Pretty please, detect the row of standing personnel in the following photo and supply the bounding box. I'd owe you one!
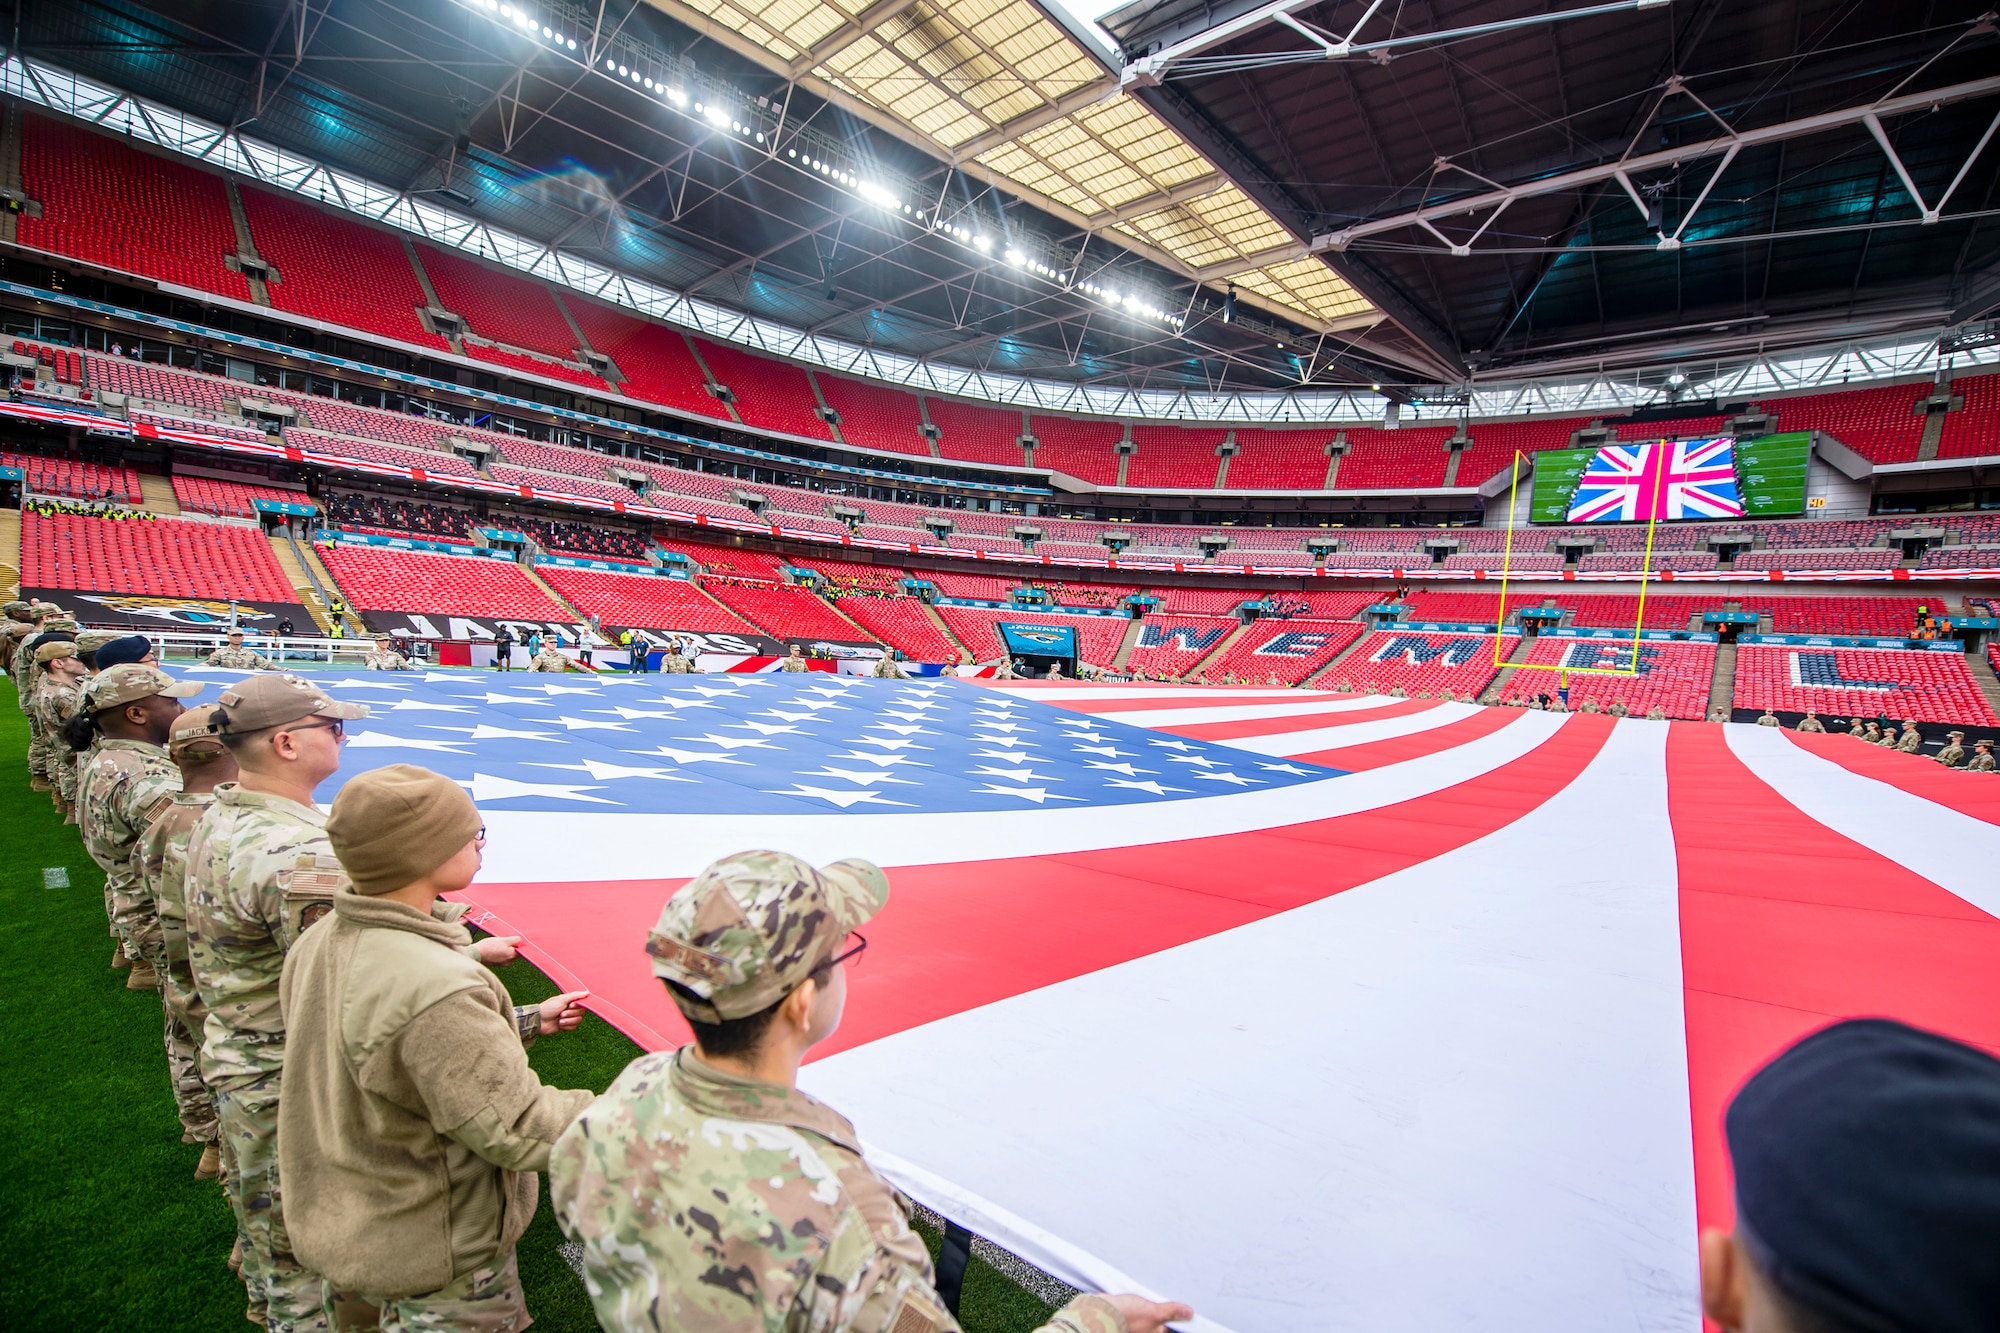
[2,599,1182,1333]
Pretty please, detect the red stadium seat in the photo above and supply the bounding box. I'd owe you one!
[1499,638,1716,718]
[1338,631,1504,696]
[1199,619,1366,685]
[533,565,757,634]
[315,545,569,620]
[23,512,294,602]
[1733,646,1997,725]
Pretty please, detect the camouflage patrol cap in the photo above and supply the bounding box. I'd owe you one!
[3,600,27,615]
[648,849,888,1022]
[1950,730,1966,739]
[168,704,228,758]
[214,673,369,733]
[85,663,203,712]
[75,629,122,652]
[41,616,79,632]
[33,639,78,663]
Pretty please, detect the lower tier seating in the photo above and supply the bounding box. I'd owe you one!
[1498,639,1716,718]
[1126,615,1238,677]
[22,512,294,602]
[1753,596,1929,636]
[1197,618,1365,685]
[654,539,788,581]
[1336,631,1504,697]
[1732,646,1998,724]
[1402,592,1506,624]
[934,606,1129,666]
[4,451,142,503]
[316,544,569,619]
[171,475,308,519]
[702,582,876,643]
[828,595,962,662]
[533,565,756,634]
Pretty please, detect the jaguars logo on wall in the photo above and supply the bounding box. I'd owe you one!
[68,595,281,627]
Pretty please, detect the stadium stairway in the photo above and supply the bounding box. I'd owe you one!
[0,505,20,601]
[1476,635,1536,703]
[1708,643,1738,718]
[1111,617,1145,670]
[1302,626,1376,687]
[920,601,971,662]
[1967,649,2000,720]
[266,531,339,633]
[138,473,182,516]
[521,563,589,625]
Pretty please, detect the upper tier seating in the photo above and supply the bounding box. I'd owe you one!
[240,189,447,350]
[532,565,755,634]
[1937,371,2000,460]
[1733,549,1900,571]
[316,544,569,620]
[1546,594,1727,630]
[1338,631,1503,697]
[23,512,293,601]
[1402,591,1506,624]
[485,436,614,481]
[934,605,1127,666]
[1577,552,1721,572]
[791,556,905,594]
[85,353,243,420]
[1732,646,1997,725]
[694,341,831,441]
[464,342,611,392]
[489,465,637,506]
[171,475,308,519]
[1126,425,1224,488]
[1126,614,1237,677]
[415,244,577,361]
[1444,552,1563,571]
[1336,428,1454,489]
[562,299,731,420]
[1228,428,1335,490]
[1751,596,1928,636]
[1199,618,1365,686]
[130,409,269,445]
[19,115,249,303]
[926,397,1024,467]
[1453,418,1590,489]
[1033,541,1113,563]
[1618,415,1728,440]
[1769,384,1926,463]
[1216,548,1317,569]
[1028,415,1122,485]
[703,582,873,643]
[1498,639,1716,718]
[1918,545,2000,569]
[290,430,482,478]
[819,376,931,456]
[11,339,86,388]
[654,539,787,581]
[827,594,961,662]
[5,451,141,503]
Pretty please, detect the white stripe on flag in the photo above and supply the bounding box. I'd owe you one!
[804,717,1697,1333]
[475,710,1567,881]
[991,686,1338,703]
[1218,700,1488,756]
[1102,695,1403,727]
[1724,726,2000,919]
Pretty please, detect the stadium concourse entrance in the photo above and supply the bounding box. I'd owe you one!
[997,620,1078,678]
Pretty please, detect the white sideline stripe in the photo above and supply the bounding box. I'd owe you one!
[1725,726,2000,920]
[805,719,1698,1333]
[1103,694,1403,727]
[990,686,1341,702]
[477,710,1566,881]
[1221,700,1488,756]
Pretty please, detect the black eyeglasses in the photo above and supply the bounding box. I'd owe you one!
[279,718,345,741]
[827,932,867,971]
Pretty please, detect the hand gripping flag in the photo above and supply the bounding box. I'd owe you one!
[1565,436,1745,523]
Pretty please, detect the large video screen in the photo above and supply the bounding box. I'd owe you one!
[1527,432,1810,524]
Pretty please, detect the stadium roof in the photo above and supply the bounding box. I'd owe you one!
[17,0,2000,403]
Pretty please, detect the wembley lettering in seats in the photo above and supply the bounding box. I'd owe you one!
[1137,622,1231,653]
[1254,629,1341,658]
[1559,642,1661,674]
[1789,650,1905,691]
[1369,634,1486,666]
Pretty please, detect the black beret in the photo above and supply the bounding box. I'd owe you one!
[93,635,153,669]
[1726,1019,2000,1333]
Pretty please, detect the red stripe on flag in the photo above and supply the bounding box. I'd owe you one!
[1162,697,1441,741]
[1292,703,1522,771]
[1781,730,2000,828]
[456,714,1614,1058]
[1664,722,2000,1254]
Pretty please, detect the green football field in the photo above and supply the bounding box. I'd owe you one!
[0,677,1054,1332]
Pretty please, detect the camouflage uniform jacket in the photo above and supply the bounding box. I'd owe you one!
[1896,729,1924,753]
[660,652,694,673]
[30,675,86,791]
[1796,717,1826,732]
[0,618,33,673]
[550,1048,1125,1333]
[1971,752,1997,772]
[361,649,416,670]
[871,657,906,678]
[529,648,571,672]
[1936,742,1967,767]
[203,645,275,670]
[77,739,183,901]
[138,792,215,978]
[185,783,346,1092]
[780,655,809,672]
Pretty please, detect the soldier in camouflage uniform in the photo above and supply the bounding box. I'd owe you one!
[76,665,203,993]
[204,628,276,670]
[659,638,696,673]
[30,640,89,820]
[872,650,908,679]
[1797,711,1826,733]
[0,599,35,672]
[550,849,1192,1333]
[1578,697,1602,714]
[528,643,572,672]
[1936,730,1967,767]
[1971,739,1997,772]
[360,635,417,670]
[1896,719,1924,754]
[781,644,810,672]
[186,674,372,1333]
[1756,708,1780,727]
[138,704,236,1179]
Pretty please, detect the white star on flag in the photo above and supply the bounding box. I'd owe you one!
[593,706,700,720]
[554,715,637,731]
[538,684,602,695]
[847,737,929,751]
[528,760,694,783]
[763,785,913,809]
[462,773,615,804]
[728,720,803,736]
[759,709,829,723]
[461,692,553,705]
[971,721,1027,733]
[869,722,935,736]
[1258,762,1315,776]
[1150,739,1197,752]
[826,751,927,767]
[969,765,1059,783]
[425,724,564,742]
[624,745,748,765]
[677,732,782,749]
[798,766,919,785]
[973,748,1037,764]
[974,784,1082,803]
[1103,778,1190,796]
[1075,744,1134,758]
[1061,730,1109,743]
[1167,754,1224,768]
[1084,761,1154,777]
[787,698,849,711]
[327,679,411,690]
[1192,771,1264,786]
[344,731,472,754]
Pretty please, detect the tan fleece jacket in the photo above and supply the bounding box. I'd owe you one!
[277,886,596,1297]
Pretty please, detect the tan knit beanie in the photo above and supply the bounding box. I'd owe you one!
[326,764,483,896]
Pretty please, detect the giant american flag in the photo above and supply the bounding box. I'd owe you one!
[1565,436,1746,522]
[184,665,2000,1333]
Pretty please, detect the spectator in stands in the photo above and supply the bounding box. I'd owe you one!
[1757,709,1780,727]
[1896,720,1924,754]
[1936,731,1967,767]
[1797,711,1826,732]
[277,617,296,637]
[548,850,1192,1333]
[493,625,515,671]
[203,630,274,671]
[1971,740,1997,772]
[280,765,594,1332]
[1699,1019,2000,1333]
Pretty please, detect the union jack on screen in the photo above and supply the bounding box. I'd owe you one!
[1565,436,1745,523]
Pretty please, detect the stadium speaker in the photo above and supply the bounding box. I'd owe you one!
[1223,285,1236,324]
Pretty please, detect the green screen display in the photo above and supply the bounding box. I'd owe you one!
[1526,433,1813,524]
